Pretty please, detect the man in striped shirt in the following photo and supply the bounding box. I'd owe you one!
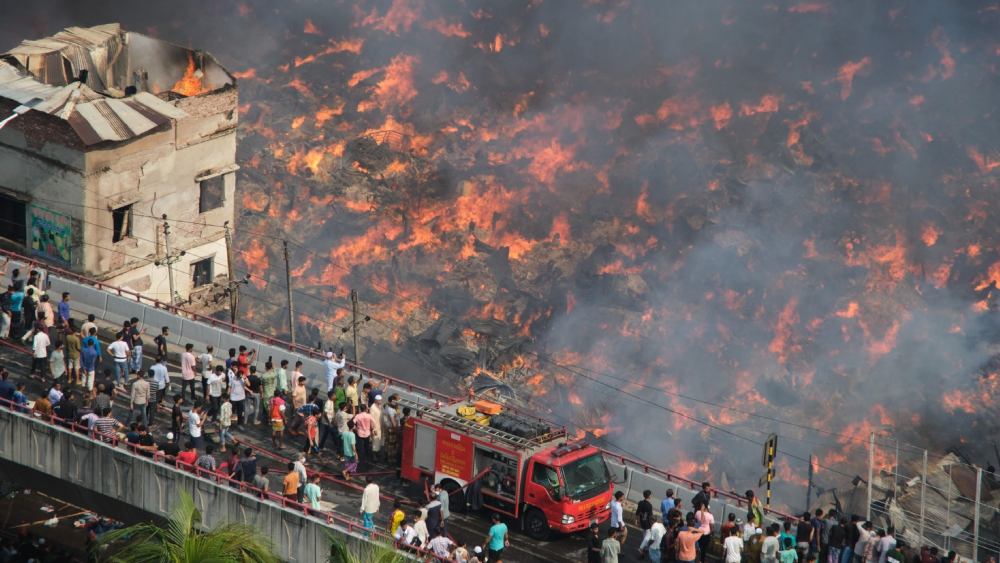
[93,408,123,443]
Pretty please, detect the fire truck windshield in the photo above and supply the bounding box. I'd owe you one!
[560,453,611,501]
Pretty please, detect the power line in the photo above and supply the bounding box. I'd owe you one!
[278,228,919,458]
[17,196,937,463]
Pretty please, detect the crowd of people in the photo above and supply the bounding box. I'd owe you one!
[601,482,968,563]
[0,270,504,562]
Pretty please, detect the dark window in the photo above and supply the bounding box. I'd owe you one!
[532,463,558,488]
[112,205,132,243]
[199,175,225,213]
[192,257,213,287]
[0,193,26,246]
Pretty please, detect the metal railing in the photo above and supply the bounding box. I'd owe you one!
[0,389,446,562]
[867,433,1000,562]
[0,247,454,404]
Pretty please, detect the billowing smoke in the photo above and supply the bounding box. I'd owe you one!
[5,1,1000,507]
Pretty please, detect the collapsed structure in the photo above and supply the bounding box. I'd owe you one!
[0,23,237,303]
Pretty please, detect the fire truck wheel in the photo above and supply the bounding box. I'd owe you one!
[441,479,466,513]
[523,507,550,540]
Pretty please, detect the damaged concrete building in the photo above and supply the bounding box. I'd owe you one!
[0,23,237,303]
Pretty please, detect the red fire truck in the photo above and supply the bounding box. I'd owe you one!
[400,397,613,539]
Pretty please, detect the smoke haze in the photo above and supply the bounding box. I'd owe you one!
[4,0,1000,507]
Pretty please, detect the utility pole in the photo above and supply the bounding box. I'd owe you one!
[224,221,238,324]
[974,466,983,561]
[919,449,927,547]
[341,289,370,368]
[351,289,360,365]
[283,239,295,345]
[867,432,875,521]
[806,453,814,512]
[155,214,185,306]
[761,433,777,510]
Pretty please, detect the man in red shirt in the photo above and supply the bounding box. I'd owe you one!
[176,442,199,470]
[352,404,374,470]
[236,346,256,377]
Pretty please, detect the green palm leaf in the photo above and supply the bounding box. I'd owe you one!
[95,490,278,563]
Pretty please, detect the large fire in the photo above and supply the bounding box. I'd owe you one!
[14,0,1000,507]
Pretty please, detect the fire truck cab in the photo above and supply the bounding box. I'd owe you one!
[400,398,613,539]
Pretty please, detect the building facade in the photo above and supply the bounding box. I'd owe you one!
[0,23,237,304]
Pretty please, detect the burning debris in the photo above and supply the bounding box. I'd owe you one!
[10,1,1000,509]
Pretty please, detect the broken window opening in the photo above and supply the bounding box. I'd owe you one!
[192,256,213,287]
[112,204,133,243]
[199,175,225,213]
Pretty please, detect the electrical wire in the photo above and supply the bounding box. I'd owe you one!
[10,198,953,468]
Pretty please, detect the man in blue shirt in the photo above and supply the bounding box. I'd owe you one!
[9,285,23,338]
[661,488,676,522]
[12,383,28,413]
[81,339,99,391]
[482,512,508,562]
[82,327,102,358]
[58,292,71,328]
[0,369,14,403]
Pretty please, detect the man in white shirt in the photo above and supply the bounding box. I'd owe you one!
[360,476,380,530]
[30,329,50,378]
[207,366,225,420]
[323,351,346,392]
[150,358,170,402]
[877,527,896,563]
[188,404,204,449]
[107,334,130,387]
[762,524,781,563]
[609,490,626,542]
[640,514,667,562]
[723,526,744,563]
[228,368,247,425]
[199,346,214,401]
[855,521,873,562]
[80,315,97,342]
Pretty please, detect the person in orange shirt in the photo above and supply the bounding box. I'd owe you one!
[677,514,706,563]
[282,462,300,502]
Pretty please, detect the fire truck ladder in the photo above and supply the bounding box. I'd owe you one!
[400,398,549,450]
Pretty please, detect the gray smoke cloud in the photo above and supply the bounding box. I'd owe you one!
[4,0,999,508]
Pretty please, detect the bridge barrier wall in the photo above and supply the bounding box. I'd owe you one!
[0,406,418,562]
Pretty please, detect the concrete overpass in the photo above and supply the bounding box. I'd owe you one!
[0,402,399,562]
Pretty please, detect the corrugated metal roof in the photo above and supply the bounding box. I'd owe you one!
[0,23,214,147]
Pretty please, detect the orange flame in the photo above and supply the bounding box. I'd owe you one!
[834,57,871,100]
[921,223,940,247]
[710,102,733,130]
[241,239,269,289]
[171,52,209,97]
[355,54,419,113]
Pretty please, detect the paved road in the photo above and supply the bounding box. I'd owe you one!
[0,327,657,562]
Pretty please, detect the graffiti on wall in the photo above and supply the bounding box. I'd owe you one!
[29,205,72,266]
